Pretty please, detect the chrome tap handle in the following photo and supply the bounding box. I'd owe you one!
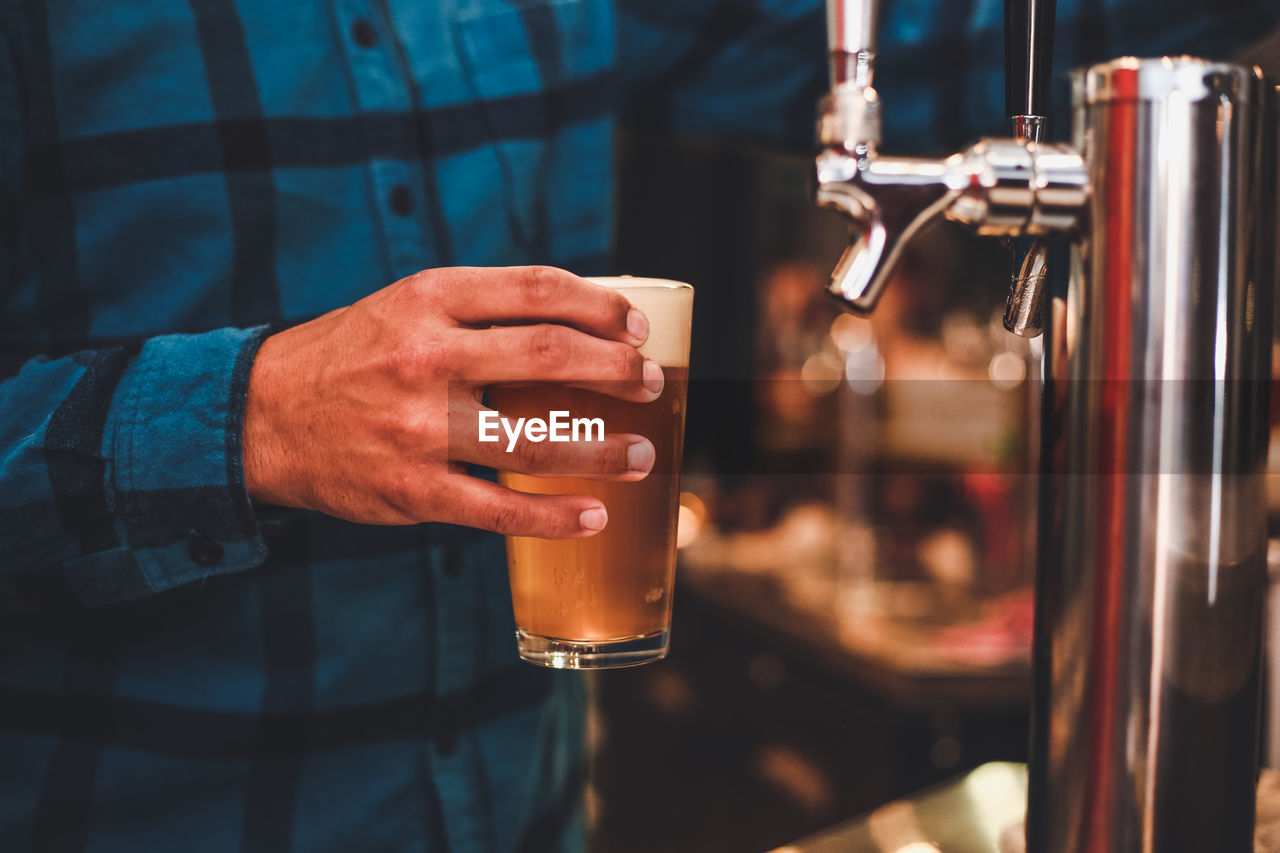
[827,0,876,88]
[1005,0,1056,125]
[824,0,881,149]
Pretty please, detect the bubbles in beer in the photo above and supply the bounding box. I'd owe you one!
[497,277,693,643]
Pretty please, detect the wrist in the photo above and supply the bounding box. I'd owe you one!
[242,329,295,507]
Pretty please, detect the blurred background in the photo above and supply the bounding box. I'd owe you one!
[577,30,1280,853]
[585,133,1046,852]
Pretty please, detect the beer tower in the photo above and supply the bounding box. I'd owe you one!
[816,0,1277,849]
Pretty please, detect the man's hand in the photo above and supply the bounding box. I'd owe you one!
[242,266,663,538]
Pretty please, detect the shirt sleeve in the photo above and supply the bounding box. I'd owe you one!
[619,0,1280,155]
[0,10,280,612]
[0,328,275,612]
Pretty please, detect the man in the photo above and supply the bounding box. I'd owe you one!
[2,1,1277,851]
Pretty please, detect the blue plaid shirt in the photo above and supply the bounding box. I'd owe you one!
[0,1,1275,851]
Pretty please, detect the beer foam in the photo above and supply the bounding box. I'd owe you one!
[587,276,693,367]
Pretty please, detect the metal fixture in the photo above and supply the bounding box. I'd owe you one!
[1002,0,1056,337]
[817,1,1277,850]
[815,0,1087,314]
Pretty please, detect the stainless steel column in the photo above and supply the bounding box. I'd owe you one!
[1030,58,1277,852]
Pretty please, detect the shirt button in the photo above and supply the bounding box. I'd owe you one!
[188,536,224,566]
[388,184,414,217]
[351,19,378,48]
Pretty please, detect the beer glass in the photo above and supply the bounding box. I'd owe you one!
[490,277,693,669]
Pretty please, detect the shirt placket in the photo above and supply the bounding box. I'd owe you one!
[332,0,436,280]
[331,2,488,849]
[428,534,494,853]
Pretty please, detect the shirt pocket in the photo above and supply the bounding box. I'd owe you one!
[452,0,590,97]
[450,0,614,260]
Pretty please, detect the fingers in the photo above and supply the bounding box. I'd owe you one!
[453,324,663,401]
[452,402,656,480]
[434,474,610,539]
[422,266,647,346]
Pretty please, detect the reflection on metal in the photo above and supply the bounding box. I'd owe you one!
[1031,59,1275,852]
[817,2,1277,850]
[1011,115,1045,142]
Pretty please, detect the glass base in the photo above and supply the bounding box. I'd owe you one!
[516,628,669,669]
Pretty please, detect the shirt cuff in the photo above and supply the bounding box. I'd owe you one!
[109,325,274,593]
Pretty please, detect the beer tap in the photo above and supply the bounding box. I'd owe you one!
[1002,0,1057,337]
[815,0,1087,315]
[816,1,1279,850]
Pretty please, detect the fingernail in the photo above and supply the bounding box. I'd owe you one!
[579,506,608,532]
[627,309,649,344]
[642,361,664,395]
[627,439,655,474]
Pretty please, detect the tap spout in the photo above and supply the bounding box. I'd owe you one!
[1005,236,1051,335]
[815,149,951,312]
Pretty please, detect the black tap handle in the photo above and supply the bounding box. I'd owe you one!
[1005,0,1057,119]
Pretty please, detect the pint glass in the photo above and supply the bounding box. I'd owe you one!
[491,277,693,668]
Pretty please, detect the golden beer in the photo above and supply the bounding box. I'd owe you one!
[492,278,693,668]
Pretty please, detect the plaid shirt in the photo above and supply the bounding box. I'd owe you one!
[0,1,1275,851]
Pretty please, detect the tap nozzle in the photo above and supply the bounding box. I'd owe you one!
[1005,237,1051,336]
